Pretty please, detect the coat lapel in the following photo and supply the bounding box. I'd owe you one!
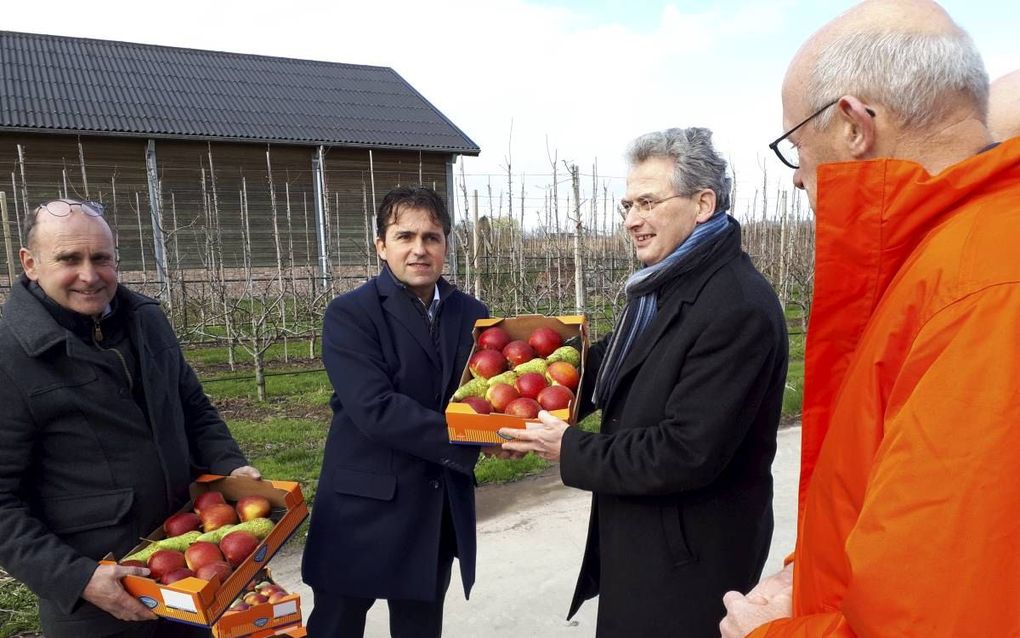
[377,269,441,370]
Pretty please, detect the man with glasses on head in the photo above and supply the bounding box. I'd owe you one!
[0,199,259,638]
[721,2,1020,637]
[500,128,788,636]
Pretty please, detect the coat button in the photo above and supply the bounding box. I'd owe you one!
[429,480,440,489]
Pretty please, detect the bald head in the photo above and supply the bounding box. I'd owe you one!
[784,0,988,132]
[989,70,1020,140]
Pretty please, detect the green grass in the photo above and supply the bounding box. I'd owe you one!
[204,369,332,405]
[0,570,39,638]
[184,338,321,368]
[226,418,327,504]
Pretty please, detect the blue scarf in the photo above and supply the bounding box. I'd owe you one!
[593,212,733,407]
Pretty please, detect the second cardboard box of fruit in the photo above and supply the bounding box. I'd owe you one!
[446,314,588,445]
[100,475,308,627]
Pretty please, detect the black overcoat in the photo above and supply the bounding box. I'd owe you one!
[0,279,248,638]
[301,271,487,601]
[561,222,789,637]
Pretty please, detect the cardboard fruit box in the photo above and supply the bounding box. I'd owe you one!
[243,623,307,638]
[212,569,302,638]
[446,314,588,445]
[101,475,308,627]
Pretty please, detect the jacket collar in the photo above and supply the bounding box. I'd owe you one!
[799,137,1020,503]
[3,275,159,358]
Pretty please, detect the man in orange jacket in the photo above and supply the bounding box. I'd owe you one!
[721,1,1020,636]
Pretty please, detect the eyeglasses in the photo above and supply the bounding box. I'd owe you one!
[37,199,106,218]
[617,193,685,220]
[768,98,840,170]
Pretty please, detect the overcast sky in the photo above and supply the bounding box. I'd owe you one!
[4,0,1016,222]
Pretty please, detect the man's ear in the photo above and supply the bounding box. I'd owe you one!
[19,247,38,281]
[374,236,387,261]
[694,189,717,223]
[836,96,878,160]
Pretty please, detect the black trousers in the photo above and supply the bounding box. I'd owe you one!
[307,500,457,638]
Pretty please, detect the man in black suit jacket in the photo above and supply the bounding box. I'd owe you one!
[502,128,789,637]
[0,199,259,638]
[302,186,489,637]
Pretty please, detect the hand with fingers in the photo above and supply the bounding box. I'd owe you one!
[81,563,159,622]
[498,410,569,462]
[229,465,262,480]
[719,582,793,638]
[480,445,527,460]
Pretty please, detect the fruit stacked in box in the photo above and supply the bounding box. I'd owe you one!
[446,315,588,444]
[101,476,308,626]
[212,568,302,638]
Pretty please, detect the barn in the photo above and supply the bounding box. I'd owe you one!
[0,30,480,298]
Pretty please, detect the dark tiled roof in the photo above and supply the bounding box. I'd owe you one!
[0,31,479,154]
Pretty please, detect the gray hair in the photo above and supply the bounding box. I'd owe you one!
[809,29,988,130]
[626,127,732,214]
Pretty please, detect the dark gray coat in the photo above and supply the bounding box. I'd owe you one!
[561,222,789,637]
[0,279,247,637]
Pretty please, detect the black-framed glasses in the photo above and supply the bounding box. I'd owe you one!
[617,193,685,220]
[37,199,106,218]
[768,98,840,170]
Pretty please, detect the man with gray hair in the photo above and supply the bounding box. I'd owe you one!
[501,127,788,636]
[721,1,1020,636]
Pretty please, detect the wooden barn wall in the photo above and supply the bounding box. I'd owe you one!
[0,132,452,280]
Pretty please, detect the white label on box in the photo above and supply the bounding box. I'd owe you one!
[160,589,198,613]
[273,600,298,618]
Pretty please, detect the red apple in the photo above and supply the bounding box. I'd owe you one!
[229,600,250,611]
[163,512,201,537]
[459,396,492,414]
[267,590,289,603]
[504,397,541,419]
[485,383,520,413]
[515,372,548,400]
[235,495,271,522]
[243,591,269,606]
[477,326,511,352]
[537,384,574,411]
[200,503,239,532]
[193,491,226,515]
[528,327,563,357]
[161,567,196,585]
[545,361,580,391]
[220,530,260,567]
[195,560,233,583]
[185,541,224,572]
[502,340,536,368]
[468,349,507,379]
[147,549,186,581]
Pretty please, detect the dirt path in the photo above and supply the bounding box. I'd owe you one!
[272,426,801,636]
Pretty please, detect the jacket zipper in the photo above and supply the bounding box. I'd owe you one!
[92,319,133,393]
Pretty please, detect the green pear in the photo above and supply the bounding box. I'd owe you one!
[514,358,548,375]
[546,346,581,367]
[452,377,488,401]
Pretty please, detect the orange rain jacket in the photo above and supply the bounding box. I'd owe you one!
[752,137,1020,637]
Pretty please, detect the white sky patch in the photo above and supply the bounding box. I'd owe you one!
[1,0,1016,225]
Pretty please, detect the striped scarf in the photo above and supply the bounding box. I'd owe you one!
[593,212,733,407]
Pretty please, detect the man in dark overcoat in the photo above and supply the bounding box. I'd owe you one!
[301,186,489,637]
[0,199,259,638]
[502,128,789,637]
